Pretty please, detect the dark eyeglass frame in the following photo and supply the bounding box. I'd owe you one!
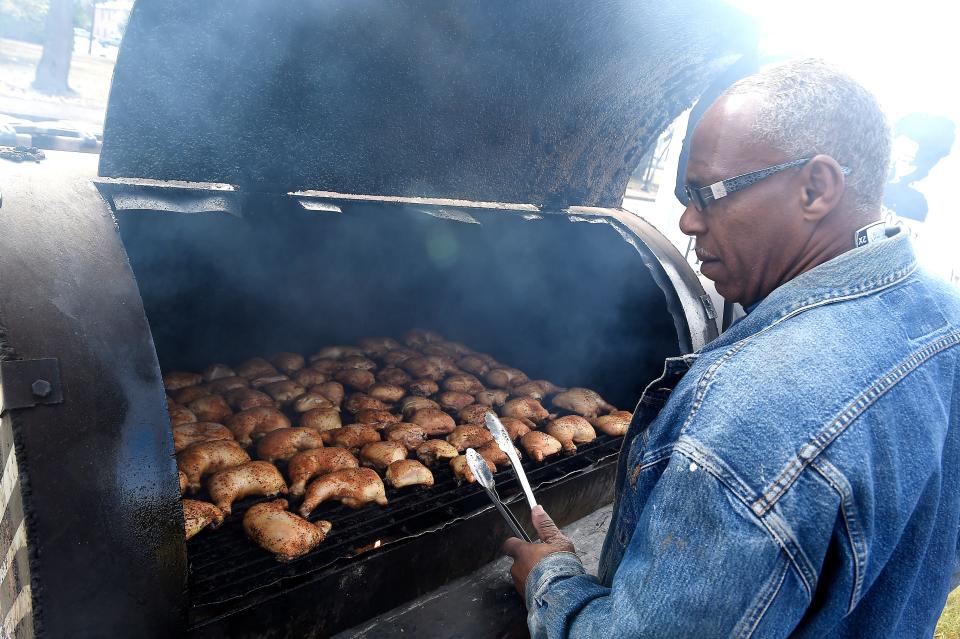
[682,157,851,211]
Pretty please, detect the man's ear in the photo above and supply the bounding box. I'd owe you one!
[800,154,847,221]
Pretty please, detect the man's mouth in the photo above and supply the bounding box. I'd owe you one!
[695,247,719,263]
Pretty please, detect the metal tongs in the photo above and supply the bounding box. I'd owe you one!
[465,448,532,542]
[484,411,538,510]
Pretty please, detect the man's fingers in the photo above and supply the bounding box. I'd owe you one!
[501,536,525,557]
[531,504,561,541]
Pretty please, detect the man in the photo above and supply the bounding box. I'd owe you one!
[503,59,960,638]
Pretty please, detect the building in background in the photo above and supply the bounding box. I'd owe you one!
[93,0,132,43]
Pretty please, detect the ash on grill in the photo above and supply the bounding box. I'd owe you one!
[166,329,630,562]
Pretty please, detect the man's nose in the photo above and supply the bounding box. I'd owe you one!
[679,202,706,237]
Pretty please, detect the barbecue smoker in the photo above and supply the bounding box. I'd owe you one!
[0,0,752,636]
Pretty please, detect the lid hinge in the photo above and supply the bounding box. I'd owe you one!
[699,294,717,321]
[0,358,64,415]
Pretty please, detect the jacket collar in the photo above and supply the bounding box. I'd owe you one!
[700,229,918,354]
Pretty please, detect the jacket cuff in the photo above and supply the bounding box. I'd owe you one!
[524,551,586,610]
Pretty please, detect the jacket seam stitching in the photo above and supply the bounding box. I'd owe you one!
[810,457,867,612]
[755,330,960,515]
[673,444,814,596]
[735,555,790,639]
[681,267,916,440]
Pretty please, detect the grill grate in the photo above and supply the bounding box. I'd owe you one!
[187,434,622,611]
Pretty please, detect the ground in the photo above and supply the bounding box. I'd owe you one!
[938,588,960,639]
[0,37,112,128]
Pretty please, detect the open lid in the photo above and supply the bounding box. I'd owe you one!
[99,0,754,207]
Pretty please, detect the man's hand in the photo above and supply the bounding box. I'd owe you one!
[502,505,576,595]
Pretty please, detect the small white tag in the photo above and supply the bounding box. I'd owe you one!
[854,221,887,248]
[709,181,728,199]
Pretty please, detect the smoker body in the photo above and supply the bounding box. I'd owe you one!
[0,0,753,636]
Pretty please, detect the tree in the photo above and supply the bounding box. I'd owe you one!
[32,0,74,94]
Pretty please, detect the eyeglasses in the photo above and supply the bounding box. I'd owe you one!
[682,157,851,211]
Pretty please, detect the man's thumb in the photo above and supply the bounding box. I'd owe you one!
[532,505,560,542]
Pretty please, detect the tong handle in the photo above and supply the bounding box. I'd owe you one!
[488,487,532,542]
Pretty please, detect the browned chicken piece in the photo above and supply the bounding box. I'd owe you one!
[335,369,376,392]
[443,373,485,394]
[163,371,203,391]
[310,345,363,361]
[263,380,306,405]
[446,424,494,451]
[359,441,408,471]
[477,440,519,468]
[408,408,456,436]
[501,397,550,423]
[428,354,460,373]
[249,374,290,389]
[169,406,198,427]
[591,410,632,436]
[436,391,476,412]
[401,357,445,380]
[485,367,529,389]
[359,337,403,355]
[511,380,565,401]
[293,368,328,387]
[166,395,178,411]
[179,470,188,494]
[299,468,388,515]
[310,381,345,406]
[207,375,248,394]
[403,329,444,348]
[308,358,342,374]
[498,416,533,441]
[177,440,251,492]
[520,431,563,462]
[421,344,457,358]
[450,454,495,484]
[173,385,211,405]
[235,357,279,380]
[438,340,473,356]
[244,499,332,562]
[293,392,337,413]
[368,383,406,404]
[415,439,459,466]
[551,388,616,418]
[353,409,400,426]
[376,366,413,386]
[385,460,434,489]
[299,408,342,432]
[474,389,509,407]
[224,388,275,412]
[208,461,288,515]
[173,422,234,452]
[226,407,291,446]
[320,425,381,451]
[203,363,235,382]
[256,427,326,462]
[187,394,233,423]
[459,404,492,424]
[287,447,359,496]
[457,355,491,376]
[380,349,419,367]
[344,393,389,414]
[183,499,224,540]
[400,396,440,418]
[408,378,439,397]
[339,355,378,371]
[270,352,305,374]
[545,416,597,453]
[383,423,427,451]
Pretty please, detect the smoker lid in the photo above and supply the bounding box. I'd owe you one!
[99,0,753,208]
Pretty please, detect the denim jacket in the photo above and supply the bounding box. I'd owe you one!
[525,231,960,638]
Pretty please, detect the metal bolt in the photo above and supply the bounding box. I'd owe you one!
[31,379,52,398]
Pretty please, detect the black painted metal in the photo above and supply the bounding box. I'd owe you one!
[0,359,63,413]
[0,152,188,637]
[100,0,753,207]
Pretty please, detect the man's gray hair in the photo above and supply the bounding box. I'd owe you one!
[723,59,891,214]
